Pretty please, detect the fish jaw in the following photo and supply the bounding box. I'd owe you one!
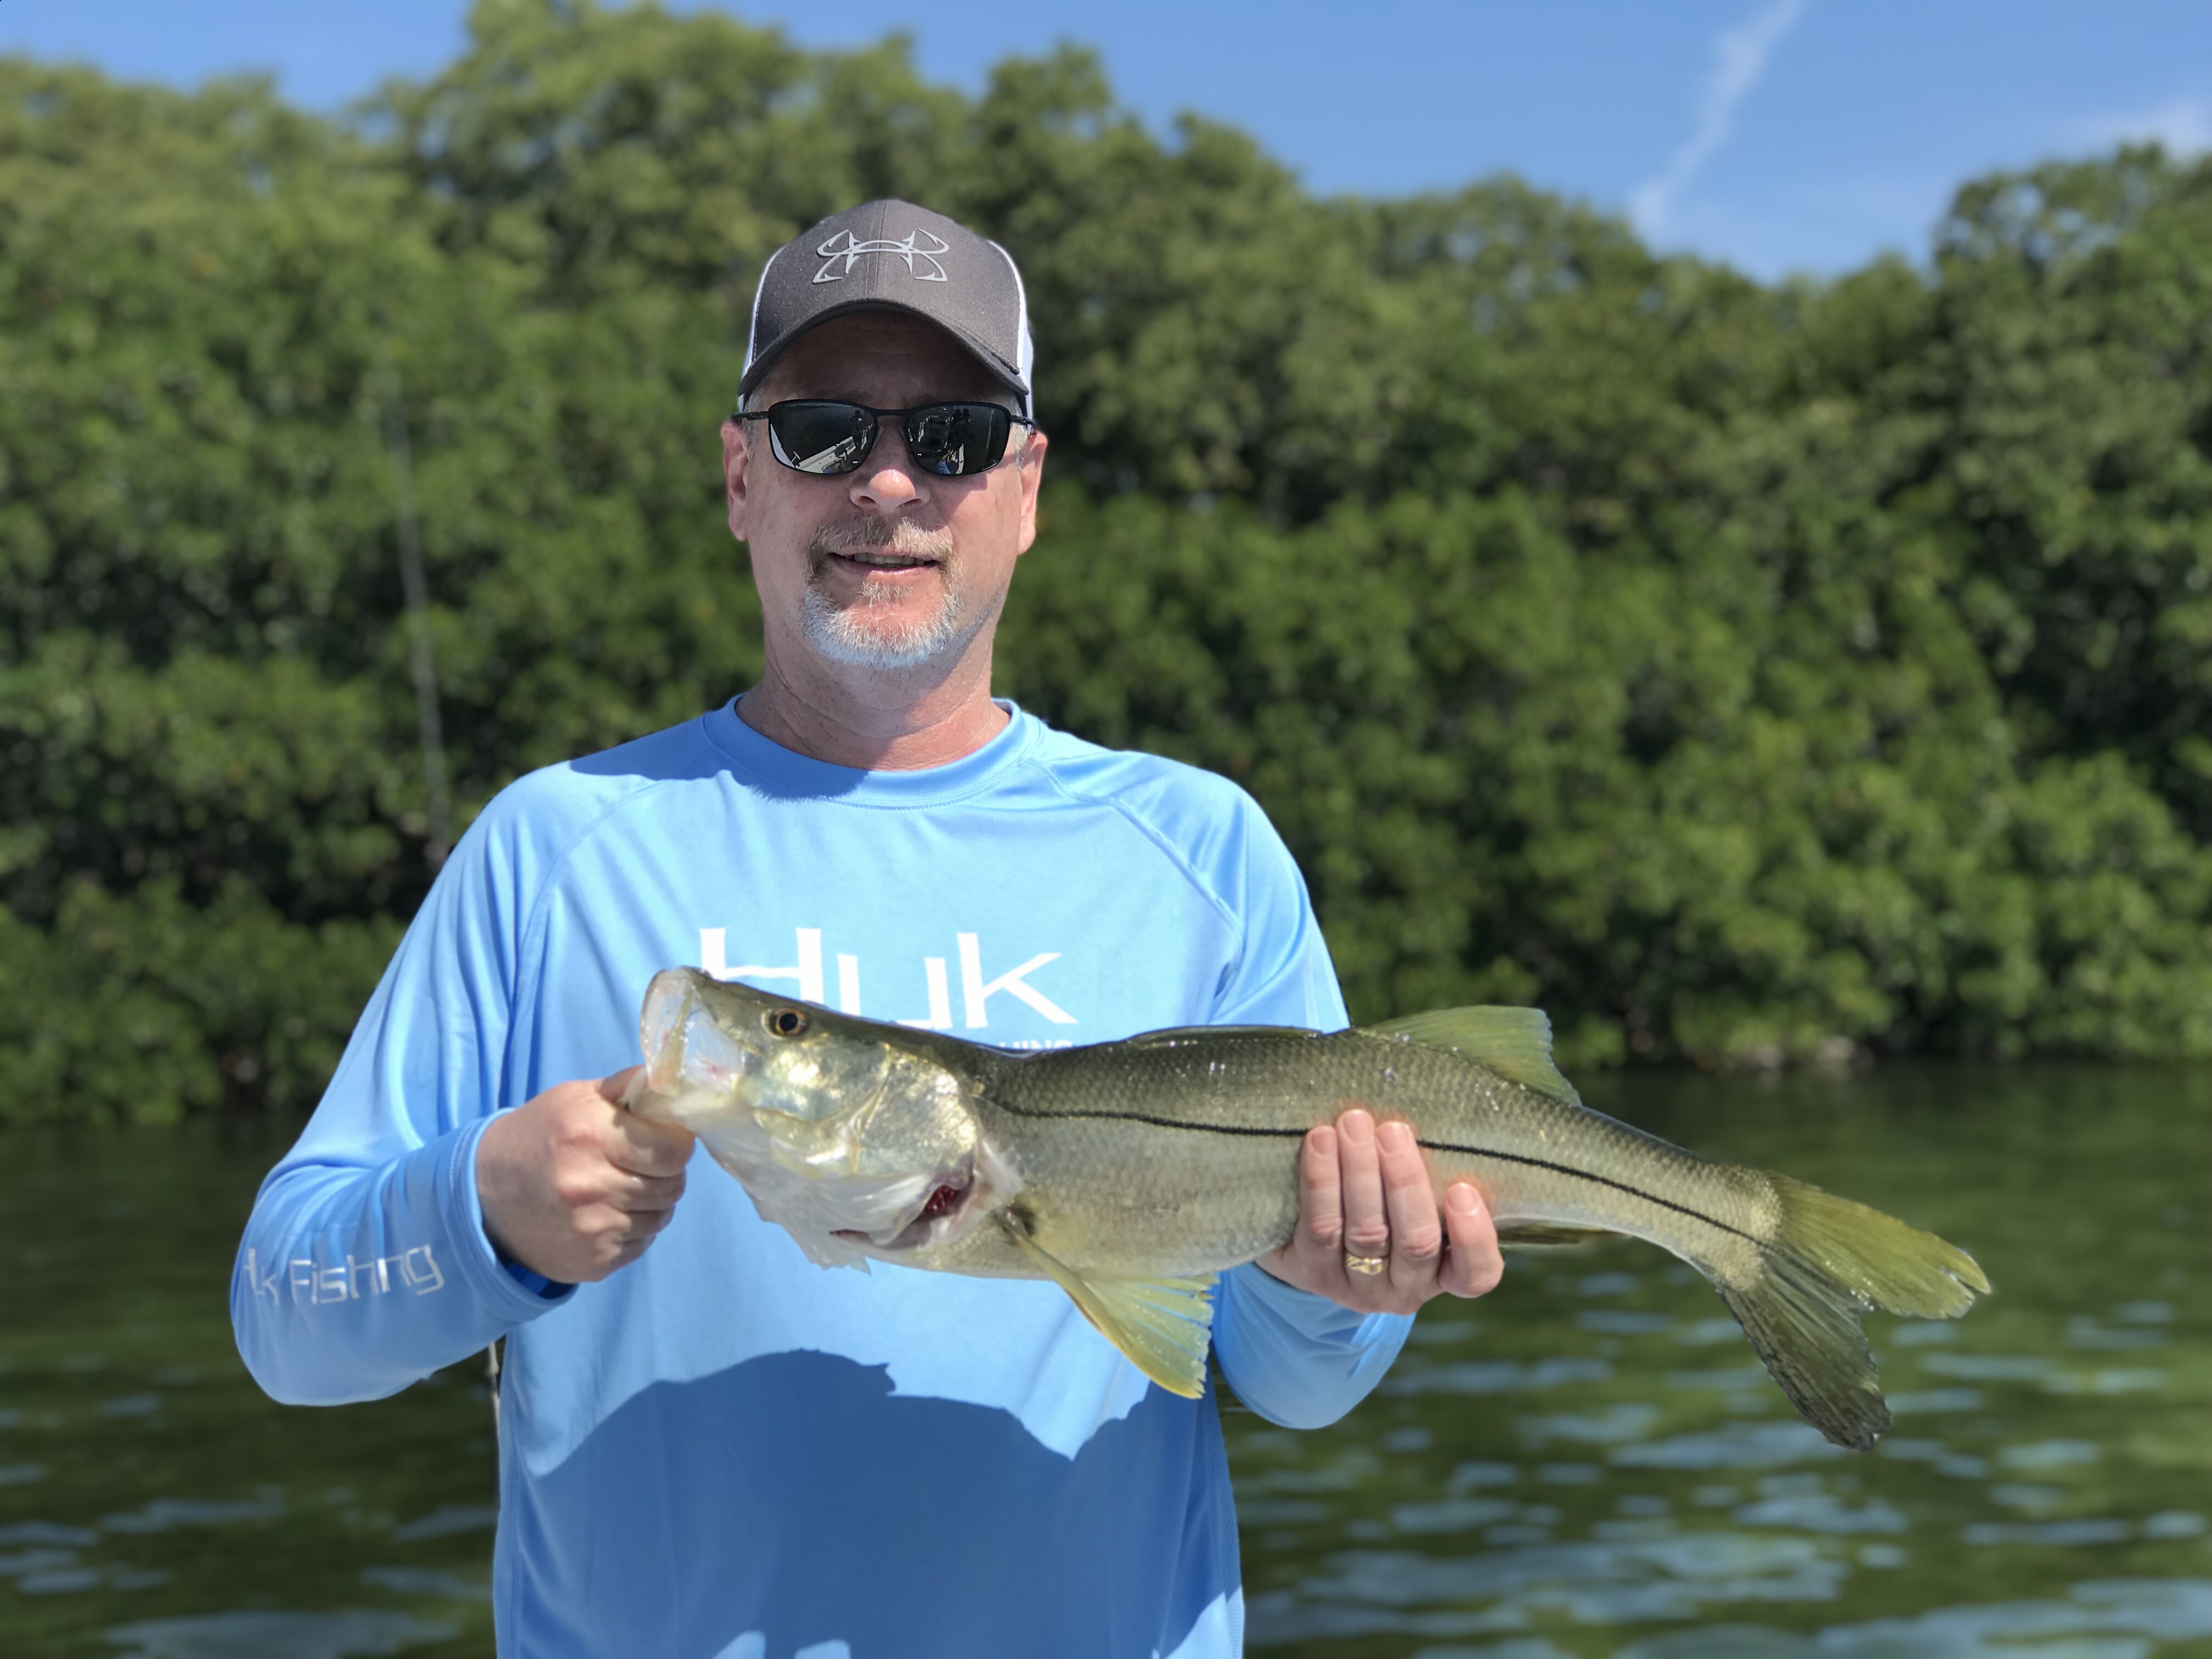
[637,967,900,1126]
[636,967,764,1109]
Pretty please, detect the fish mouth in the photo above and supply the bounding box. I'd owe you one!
[637,969,761,1100]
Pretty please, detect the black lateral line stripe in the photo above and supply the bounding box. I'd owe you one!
[1423,1139,1758,1244]
[997,1103,1760,1245]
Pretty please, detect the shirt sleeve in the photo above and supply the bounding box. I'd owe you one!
[1199,791,1415,1427]
[230,798,575,1406]
[1212,1263,1413,1429]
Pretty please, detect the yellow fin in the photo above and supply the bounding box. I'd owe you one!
[1000,1218,1217,1398]
[1719,1177,1989,1451]
[1365,1007,1582,1106]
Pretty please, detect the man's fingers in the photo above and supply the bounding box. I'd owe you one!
[607,1099,696,1177]
[1439,1182,1505,1299]
[618,1199,680,1240]
[1336,1109,1390,1262]
[1378,1119,1443,1291]
[618,1169,687,1213]
[1295,1125,1343,1252]
[477,1068,699,1284]
[596,1064,695,1177]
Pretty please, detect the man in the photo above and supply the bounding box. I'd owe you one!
[235,201,1502,1658]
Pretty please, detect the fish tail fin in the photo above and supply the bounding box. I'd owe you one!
[1720,1176,1990,1451]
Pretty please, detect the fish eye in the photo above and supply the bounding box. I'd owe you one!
[763,1007,809,1040]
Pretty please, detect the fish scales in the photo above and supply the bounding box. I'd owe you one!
[962,1030,1776,1284]
[629,968,1989,1449]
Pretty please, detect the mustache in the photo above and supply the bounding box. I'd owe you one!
[809,516,956,562]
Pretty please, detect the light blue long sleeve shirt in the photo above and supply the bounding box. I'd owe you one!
[233,702,1410,1659]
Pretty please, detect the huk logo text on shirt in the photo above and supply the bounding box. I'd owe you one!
[698,927,1076,1037]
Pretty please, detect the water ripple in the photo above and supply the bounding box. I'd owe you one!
[103,1610,458,1659]
[1616,1576,2212,1658]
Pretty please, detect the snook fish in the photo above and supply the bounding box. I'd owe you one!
[627,968,1988,1450]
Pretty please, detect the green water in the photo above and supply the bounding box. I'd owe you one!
[1,1065,2206,1658]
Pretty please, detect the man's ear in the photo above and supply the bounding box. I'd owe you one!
[1013,427,1048,556]
[721,417,753,541]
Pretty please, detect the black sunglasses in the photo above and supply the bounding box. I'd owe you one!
[736,399,1033,479]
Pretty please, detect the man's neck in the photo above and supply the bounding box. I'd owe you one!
[735,648,1010,771]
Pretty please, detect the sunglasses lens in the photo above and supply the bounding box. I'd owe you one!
[906,404,1012,477]
[758,402,1018,477]
[766,403,877,475]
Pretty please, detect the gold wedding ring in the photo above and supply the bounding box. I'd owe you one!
[1343,1250,1389,1277]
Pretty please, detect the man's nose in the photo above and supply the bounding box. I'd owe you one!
[848,417,930,512]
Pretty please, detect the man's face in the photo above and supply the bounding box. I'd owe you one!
[721,312,1047,676]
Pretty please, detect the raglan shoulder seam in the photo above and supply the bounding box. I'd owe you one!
[497,726,724,1041]
[506,775,689,996]
[1018,752,1245,933]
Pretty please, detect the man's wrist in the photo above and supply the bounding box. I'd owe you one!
[491,1235,571,1299]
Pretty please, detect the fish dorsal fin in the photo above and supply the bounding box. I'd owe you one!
[1122,1024,1311,1049]
[999,1217,1217,1398]
[1364,1007,1583,1107]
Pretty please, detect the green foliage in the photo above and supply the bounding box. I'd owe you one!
[1000,484,2212,1066]
[377,0,964,301]
[0,876,400,1124]
[1928,150,2212,841]
[4,1,2211,1121]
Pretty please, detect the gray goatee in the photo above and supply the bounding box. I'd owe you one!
[802,516,971,670]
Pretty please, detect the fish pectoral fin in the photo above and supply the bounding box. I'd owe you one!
[1000,1220,1217,1400]
[1363,1007,1582,1107]
[1494,1221,1614,1251]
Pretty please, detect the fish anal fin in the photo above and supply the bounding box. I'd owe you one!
[1494,1221,1613,1252]
[1000,1217,1216,1398]
[1364,1007,1582,1106]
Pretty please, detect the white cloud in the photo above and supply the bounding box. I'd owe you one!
[1630,0,1811,240]
[2069,96,2212,157]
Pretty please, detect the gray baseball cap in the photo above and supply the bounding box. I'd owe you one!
[739,200,1035,418]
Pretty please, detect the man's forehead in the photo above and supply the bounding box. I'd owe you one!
[761,312,1011,403]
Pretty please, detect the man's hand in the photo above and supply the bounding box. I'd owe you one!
[476,1067,696,1284]
[1256,1107,1504,1314]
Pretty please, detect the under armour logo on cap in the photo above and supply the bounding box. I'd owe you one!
[813,227,952,284]
[741,200,1034,419]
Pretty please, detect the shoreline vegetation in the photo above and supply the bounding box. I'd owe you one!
[3,1,2210,1126]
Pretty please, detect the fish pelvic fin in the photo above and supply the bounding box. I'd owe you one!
[1364,1007,1582,1107]
[1723,1177,1991,1452]
[1493,1221,1613,1252]
[998,1217,1217,1400]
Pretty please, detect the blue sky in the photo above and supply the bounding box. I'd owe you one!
[2,1,2206,280]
